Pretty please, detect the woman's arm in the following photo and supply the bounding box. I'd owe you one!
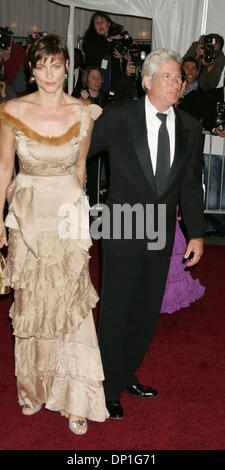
[0,121,16,247]
[76,119,94,187]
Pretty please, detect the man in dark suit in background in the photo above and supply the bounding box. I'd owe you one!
[88,48,205,419]
[178,56,209,121]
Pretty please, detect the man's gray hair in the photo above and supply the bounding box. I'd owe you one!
[141,48,182,92]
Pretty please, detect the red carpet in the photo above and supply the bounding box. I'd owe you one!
[0,243,225,451]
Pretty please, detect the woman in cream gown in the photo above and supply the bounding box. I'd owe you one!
[0,34,108,435]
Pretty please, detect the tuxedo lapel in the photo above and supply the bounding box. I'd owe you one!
[127,97,157,192]
[127,100,189,196]
[165,108,189,192]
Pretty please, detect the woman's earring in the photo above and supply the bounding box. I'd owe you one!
[29,75,36,83]
[65,73,68,80]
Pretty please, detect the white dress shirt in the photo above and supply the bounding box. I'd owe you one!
[145,95,176,174]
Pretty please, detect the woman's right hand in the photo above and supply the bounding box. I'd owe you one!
[126,61,136,76]
[0,220,7,248]
[80,89,90,100]
[106,34,122,42]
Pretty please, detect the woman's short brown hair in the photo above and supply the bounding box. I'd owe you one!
[28,33,69,71]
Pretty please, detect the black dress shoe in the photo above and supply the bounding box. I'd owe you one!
[126,382,158,398]
[106,400,124,419]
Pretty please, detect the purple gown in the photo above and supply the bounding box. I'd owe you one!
[160,219,205,314]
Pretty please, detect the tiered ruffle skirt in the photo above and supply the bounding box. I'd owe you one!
[3,174,108,421]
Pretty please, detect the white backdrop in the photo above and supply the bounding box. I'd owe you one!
[1,0,225,53]
[0,0,69,39]
[0,0,206,53]
[1,0,225,92]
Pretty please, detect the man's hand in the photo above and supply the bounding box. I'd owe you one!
[126,61,136,77]
[0,81,6,98]
[184,238,204,267]
[213,126,225,137]
[113,47,123,60]
[202,58,215,71]
[196,43,204,59]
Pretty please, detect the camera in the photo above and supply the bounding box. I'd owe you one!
[0,27,13,50]
[199,34,217,63]
[128,48,147,73]
[112,30,133,56]
[215,101,225,131]
[26,31,48,44]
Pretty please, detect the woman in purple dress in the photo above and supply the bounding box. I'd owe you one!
[160,216,205,314]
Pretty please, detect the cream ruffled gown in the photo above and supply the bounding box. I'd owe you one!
[0,101,109,422]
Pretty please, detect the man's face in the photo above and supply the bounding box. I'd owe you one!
[0,47,11,62]
[182,61,198,86]
[144,60,182,112]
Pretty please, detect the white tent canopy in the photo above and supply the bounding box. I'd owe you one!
[52,0,207,51]
[0,0,224,93]
[52,0,208,93]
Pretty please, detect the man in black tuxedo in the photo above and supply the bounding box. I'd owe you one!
[88,48,205,419]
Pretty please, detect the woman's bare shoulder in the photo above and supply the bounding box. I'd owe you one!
[64,94,83,106]
[64,94,88,119]
[2,98,18,117]
[2,93,37,116]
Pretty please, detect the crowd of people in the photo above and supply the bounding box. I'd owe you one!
[0,17,224,234]
[0,11,224,436]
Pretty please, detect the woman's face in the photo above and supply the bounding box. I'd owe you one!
[87,69,103,94]
[32,54,68,93]
[93,16,110,37]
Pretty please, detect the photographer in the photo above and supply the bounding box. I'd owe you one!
[202,78,225,236]
[184,33,225,90]
[82,11,132,100]
[119,48,148,101]
[177,56,209,120]
[0,27,27,95]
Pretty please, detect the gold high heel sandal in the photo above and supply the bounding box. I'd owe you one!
[22,404,42,416]
[69,416,88,435]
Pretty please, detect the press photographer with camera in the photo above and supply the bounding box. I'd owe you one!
[183,33,225,90]
[0,26,27,95]
[118,48,148,101]
[82,11,132,101]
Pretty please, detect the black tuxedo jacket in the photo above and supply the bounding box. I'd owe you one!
[89,96,205,256]
[178,87,209,121]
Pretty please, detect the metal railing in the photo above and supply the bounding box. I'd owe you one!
[202,131,225,215]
